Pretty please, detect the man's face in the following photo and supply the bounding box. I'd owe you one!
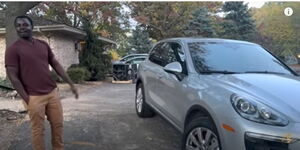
[15,18,33,38]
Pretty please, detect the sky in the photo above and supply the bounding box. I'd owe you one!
[245,1,266,8]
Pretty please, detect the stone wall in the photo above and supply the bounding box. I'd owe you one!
[51,33,80,70]
[35,32,80,70]
[0,32,80,78]
[0,35,5,78]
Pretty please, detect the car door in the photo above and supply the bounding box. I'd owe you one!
[142,43,165,106]
[155,41,189,127]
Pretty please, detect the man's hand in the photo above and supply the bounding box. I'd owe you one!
[6,67,30,104]
[50,57,79,99]
[71,85,79,99]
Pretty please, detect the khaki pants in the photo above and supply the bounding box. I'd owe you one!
[28,88,63,150]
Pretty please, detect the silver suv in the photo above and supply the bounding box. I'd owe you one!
[135,38,300,150]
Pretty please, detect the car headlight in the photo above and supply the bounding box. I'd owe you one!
[231,94,289,126]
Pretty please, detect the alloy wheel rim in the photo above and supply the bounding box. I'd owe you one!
[136,88,143,113]
[186,127,220,150]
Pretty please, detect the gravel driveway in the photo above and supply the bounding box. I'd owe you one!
[8,82,181,150]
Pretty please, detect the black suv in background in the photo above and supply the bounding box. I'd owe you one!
[112,54,148,81]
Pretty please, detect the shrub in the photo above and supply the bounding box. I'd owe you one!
[67,67,91,84]
[69,64,81,69]
[83,68,92,81]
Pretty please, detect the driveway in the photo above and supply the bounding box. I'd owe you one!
[8,82,181,150]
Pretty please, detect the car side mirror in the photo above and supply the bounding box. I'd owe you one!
[164,62,184,81]
[164,62,182,73]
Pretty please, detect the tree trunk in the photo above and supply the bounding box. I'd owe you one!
[5,2,39,48]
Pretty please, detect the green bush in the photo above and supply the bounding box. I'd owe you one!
[69,64,81,69]
[83,67,92,81]
[67,67,91,84]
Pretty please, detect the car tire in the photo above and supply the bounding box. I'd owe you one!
[182,115,221,150]
[135,83,155,118]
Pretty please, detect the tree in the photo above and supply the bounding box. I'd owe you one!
[2,2,39,47]
[30,2,130,80]
[219,2,256,41]
[35,2,73,26]
[115,33,130,57]
[80,18,112,81]
[127,25,153,54]
[219,20,240,39]
[252,2,300,58]
[184,7,216,37]
[128,2,222,40]
[31,2,129,39]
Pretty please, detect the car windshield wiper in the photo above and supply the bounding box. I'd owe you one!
[199,70,241,74]
[244,71,287,75]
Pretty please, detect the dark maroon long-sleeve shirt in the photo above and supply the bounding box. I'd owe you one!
[5,38,57,95]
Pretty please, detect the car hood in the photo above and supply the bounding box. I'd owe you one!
[209,73,300,122]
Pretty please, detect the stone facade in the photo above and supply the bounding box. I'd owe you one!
[0,35,5,78]
[0,32,80,78]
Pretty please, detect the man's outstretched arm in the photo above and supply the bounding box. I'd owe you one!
[50,58,79,99]
[6,66,29,104]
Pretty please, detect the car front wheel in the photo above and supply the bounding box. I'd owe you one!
[182,116,221,150]
[135,83,155,117]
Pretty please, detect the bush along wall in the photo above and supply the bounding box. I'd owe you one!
[67,66,91,84]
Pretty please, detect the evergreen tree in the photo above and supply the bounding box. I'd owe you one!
[127,25,153,54]
[220,2,256,41]
[80,19,112,81]
[219,20,241,39]
[115,34,130,57]
[185,7,216,37]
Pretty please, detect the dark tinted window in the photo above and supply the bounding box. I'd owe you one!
[170,42,188,74]
[149,42,182,67]
[162,43,177,65]
[188,42,293,75]
[149,43,165,66]
[170,42,185,63]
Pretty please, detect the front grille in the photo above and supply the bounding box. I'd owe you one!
[112,64,131,81]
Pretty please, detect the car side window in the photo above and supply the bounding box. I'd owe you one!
[149,42,185,68]
[149,43,173,66]
[161,43,177,66]
[149,43,163,66]
[169,42,188,74]
[169,42,185,63]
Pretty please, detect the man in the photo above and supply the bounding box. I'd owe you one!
[5,15,78,150]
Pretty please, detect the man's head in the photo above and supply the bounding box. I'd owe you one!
[14,16,33,39]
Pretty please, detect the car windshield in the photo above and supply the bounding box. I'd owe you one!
[120,56,135,61]
[188,41,293,75]
[120,54,147,61]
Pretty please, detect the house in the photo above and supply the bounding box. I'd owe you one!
[0,15,116,78]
